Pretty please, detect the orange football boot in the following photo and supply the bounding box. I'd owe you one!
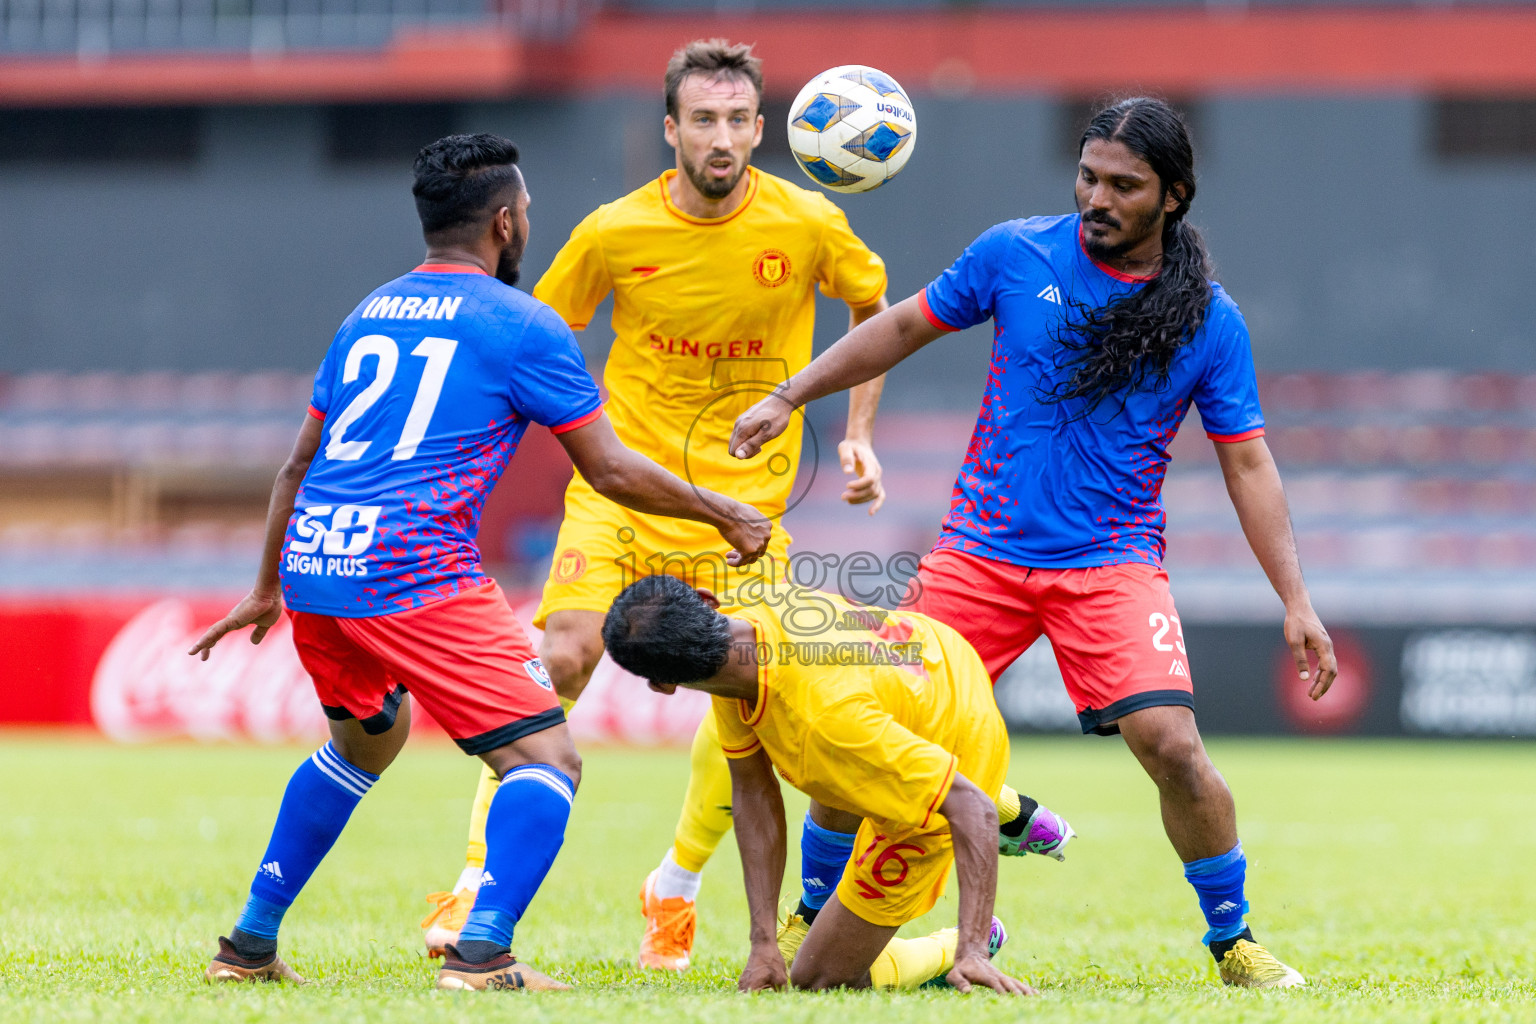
[421,888,475,959]
[637,869,696,971]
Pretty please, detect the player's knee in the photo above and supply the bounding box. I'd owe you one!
[1143,731,1209,796]
[540,635,603,701]
[481,735,582,791]
[520,740,582,790]
[808,800,863,834]
[789,957,852,991]
[548,748,583,790]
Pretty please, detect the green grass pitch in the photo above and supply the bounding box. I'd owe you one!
[1,732,1533,1022]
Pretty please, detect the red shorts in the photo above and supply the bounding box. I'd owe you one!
[288,581,562,754]
[905,548,1193,735]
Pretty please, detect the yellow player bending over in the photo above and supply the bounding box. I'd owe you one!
[602,574,1036,995]
[420,39,892,964]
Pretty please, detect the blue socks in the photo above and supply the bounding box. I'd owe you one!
[1184,841,1251,945]
[231,743,377,950]
[797,812,857,917]
[457,764,574,956]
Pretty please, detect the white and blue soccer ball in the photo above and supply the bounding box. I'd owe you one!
[787,65,917,194]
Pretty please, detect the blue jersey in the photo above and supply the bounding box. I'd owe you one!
[282,264,603,617]
[919,214,1264,569]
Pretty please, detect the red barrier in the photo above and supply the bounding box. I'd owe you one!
[0,592,708,745]
[0,597,170,726]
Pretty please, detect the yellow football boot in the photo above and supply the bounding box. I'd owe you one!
[776,908,810,969]
[1217,938,1307,989]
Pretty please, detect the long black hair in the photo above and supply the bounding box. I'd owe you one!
[1043,98,1214,415]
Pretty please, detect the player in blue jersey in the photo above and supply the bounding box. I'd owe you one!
[188,133,771,991]
[730,99,1335,988]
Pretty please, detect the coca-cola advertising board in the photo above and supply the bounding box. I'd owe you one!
[3,594,1532,740]
[0,592,708,745]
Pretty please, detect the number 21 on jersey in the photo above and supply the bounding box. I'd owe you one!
[325,334,457,462]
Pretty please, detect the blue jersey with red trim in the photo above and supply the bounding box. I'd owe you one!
[919,214,1264,569]
[282,265,603,617]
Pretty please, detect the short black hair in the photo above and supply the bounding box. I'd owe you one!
[603,575,733,686]
[411,132,522,239]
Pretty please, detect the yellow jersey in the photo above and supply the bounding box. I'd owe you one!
[713,585,1009,834]
[532,167,887,517]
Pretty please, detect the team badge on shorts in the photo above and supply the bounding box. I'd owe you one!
[523,658,554,691]
[552,547,586,583]
[753,249,792,288]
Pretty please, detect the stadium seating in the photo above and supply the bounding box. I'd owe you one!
[790,371,1536,622]
[3,370,1533,618]
[0,372,310,591]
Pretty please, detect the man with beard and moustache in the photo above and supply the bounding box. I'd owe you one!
[415,41,1074,972]
[730,98,1335,988]
[189,133,771,991]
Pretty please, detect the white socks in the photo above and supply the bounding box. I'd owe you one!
[455,864,484,895]
[652,849,702,902]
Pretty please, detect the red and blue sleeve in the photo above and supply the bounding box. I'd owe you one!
[919,223,1010,333]
[1191,301,1265,443]
[307,344,337,420]
[508,306,604,433]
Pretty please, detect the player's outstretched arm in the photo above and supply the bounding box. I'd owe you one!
[728,749,790,992]
[1214,436,1338,700]
[939,775,1036,996]
[840,294,891,515]
[556,412,771,566]
[188,412,323,660]
[731,293,944,461]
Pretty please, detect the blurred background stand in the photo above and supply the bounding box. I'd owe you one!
[1,0,1533,740]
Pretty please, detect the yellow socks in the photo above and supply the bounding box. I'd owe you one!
[462,761,499,872]
[996,784,1022,826]
[670,712,734,873]
[869,929,958,989]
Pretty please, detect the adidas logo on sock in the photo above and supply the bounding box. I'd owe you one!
[803,876,826,889]
[1212,900,1239,914]
[260,861,284,881]
[480,871,496,887]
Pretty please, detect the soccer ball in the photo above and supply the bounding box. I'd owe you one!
[787,65,917,194]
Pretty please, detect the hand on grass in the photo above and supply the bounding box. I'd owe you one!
[945,952,1036,995]
[737,943,788,992]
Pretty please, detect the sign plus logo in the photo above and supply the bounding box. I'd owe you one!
[289,505,382,557]
[285,505,383,579]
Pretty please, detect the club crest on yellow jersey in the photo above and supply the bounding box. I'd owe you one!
[552,547,587,583]
[753,249,793,288]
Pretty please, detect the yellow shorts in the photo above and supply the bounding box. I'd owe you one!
[839,823,957,928]
[533,475,794,629]
[835,640,1010,929]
